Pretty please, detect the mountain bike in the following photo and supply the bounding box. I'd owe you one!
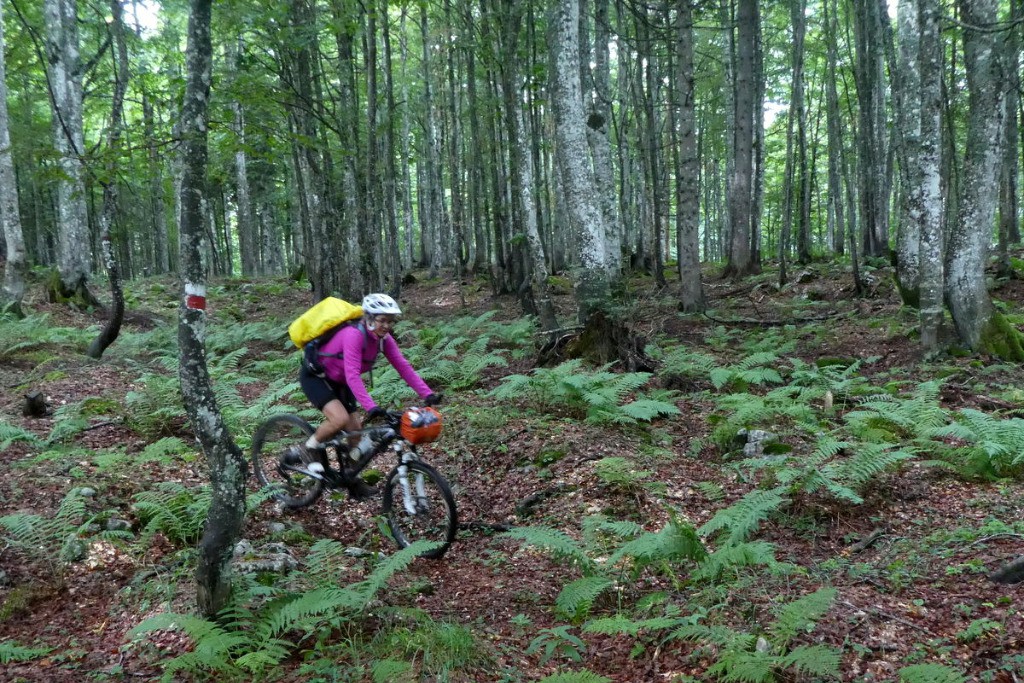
[250,407,457,559]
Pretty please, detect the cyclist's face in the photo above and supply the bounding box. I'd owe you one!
[369,315,397,336]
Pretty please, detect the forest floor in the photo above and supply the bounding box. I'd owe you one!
[1,260,1023,683]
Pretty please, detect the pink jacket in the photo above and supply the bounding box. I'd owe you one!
[319,324,432,411]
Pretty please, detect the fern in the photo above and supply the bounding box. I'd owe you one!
[0,312,95,359]
[0,488,94,577]
[698,488,789,545]
[137,437,193,465]
[490,360,671,425]
[691,541,784,583]
[898,663,966,683]
[593,457,651,493]
[419,335,508,390]
[709,352,785,391]
[929,408,1024,478]
[844,381,949,442]
[0,419,41,450]
[556,576,615,622]
[502,527,594,570]
[670,589,839,682]
[537,671,612,683]
[768,587,836,646]
[0,640,53,664]
[133,482,212,546]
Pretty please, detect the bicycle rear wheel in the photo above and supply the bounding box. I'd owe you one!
[251,414,324,509]
[382,461,457,559]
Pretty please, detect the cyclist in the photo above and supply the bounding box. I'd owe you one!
[286,293,441,498]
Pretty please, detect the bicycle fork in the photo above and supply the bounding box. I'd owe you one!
[396,457,427,515]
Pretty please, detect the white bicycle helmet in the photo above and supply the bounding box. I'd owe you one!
[362,293,402,316]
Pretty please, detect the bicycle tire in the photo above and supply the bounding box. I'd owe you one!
[382,460,458,559]
[251,414,325,509]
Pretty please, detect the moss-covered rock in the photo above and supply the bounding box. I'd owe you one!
[978,311,1024,361]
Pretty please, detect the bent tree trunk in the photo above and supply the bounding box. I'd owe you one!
[177,0,248,618]
[88,0,129,360]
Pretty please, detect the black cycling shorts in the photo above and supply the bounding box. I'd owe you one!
[299,365,358,413]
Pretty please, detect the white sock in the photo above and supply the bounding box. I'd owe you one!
[305,436,322,450]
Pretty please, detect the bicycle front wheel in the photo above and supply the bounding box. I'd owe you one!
[251,414,324,509]
[382,461,458,559]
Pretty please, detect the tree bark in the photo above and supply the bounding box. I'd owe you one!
[0,0,26,313]
[551,0,609,322]
[947,0,1023,359]
[918,0,944,350]
[43,0,96,303]
[675,1,704,312]
[894,0,922,305]
[88,0,130,359]
[176,0,248,618]
[724,0,758,278]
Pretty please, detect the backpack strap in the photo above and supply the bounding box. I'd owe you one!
[314,321,385,389]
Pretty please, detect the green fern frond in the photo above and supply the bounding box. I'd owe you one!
[827,444,914,492]
[583,614,694,636]
[138,437,191,464]
[264,586,365,637]
[769,587,836,645]
[695,481,726,502]
[0,640,53,664]
[705,649,774,682]
[778,645,841,679]
[898,663,966,683]
[691,541,782,582]
[133,482,211,546]
[357,541,441,599]
[607,520,707,569]
[304,539,349,583]
[670,623,756,651]
[503,527,594,570]
[620,398,680,422]
[698,488,788,545]
[0,420,41,450]
[556,576,615,621]
[537,671,612,683]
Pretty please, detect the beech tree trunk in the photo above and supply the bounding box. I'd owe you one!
[894,0,922,305]
[918,0,944,350]
[947,0,1023,359]
[0,0,26,312]
[551,0,609,322]
[675,1,704,312]
[176,0,248,618]
[724,0,758,277]
[44,0,95,302]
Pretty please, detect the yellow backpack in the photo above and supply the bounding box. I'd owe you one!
[288,297,364,348]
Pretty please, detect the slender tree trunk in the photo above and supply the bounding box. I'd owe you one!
[894,0,922,304]
[947,0,1023,358]
[589,0,621,278]
[44,0,95,303]
[0,0,26,313]
[675,1,704,312]
[381,0,402,294]
[724,0,757,277]
[853,0,890,258]
[176,0,247,619]
[996,0,1020,277]
[918,0,944,349]
[87,0,130,359]
[551,0,608,321]
[824,0,846,256]
[421,5,443,278]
